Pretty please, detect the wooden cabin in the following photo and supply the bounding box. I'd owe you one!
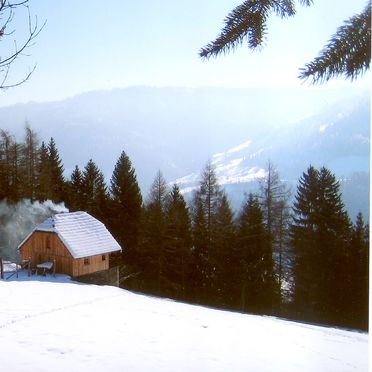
[18,211,121,277]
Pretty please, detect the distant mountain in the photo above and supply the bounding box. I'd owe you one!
[176,95,370,219]
[0,86,369,219]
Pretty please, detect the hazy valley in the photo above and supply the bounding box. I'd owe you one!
[1,86,369,218]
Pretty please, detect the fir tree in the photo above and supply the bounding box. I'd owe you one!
[211,192,237,307]
[190,191,209,302]
[82,159,108,220]
[110,151,143,263]
[163,184,192,298]
[47,137,65,202]
[138,171,169,294]
[67,165,84,211]
[236,193,278,313]
[8,137,23,202]
[347,212,369,329]
[292,166,352,325]
[35,141,50,202]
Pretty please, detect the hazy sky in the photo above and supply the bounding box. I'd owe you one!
[0,0,370,106]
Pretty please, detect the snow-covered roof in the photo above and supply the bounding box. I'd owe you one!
[20,211,121,259]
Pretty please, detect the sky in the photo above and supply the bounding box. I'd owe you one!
[0,0,370,107]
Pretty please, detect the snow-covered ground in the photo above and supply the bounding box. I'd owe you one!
[0,272,368,372]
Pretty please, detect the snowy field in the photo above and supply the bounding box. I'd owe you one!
[0,273,368,372]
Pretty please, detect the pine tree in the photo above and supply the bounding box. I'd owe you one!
[318,167,352,324]
[81,159,108,220]
[35,141,50,202]
[138,171,169,294]
[292,166,352,325]
[347,212,369,329]
[110,151,143,263]
[67,165,84,211]
[47,137,65,202]
[211,192,237,307]
[190,191,209,302]
[8,137,23,202]
[163,184,192,298]
[236,193,278,313]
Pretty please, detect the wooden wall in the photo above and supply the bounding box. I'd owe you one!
[72,254,109,277]
[20,231,74,276]
[19,231,110,277]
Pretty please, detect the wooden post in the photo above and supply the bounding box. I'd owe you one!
[0,257,3,280]
[53,259,56,277]
[28,257,31,277]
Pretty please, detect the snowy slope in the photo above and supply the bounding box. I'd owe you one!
[0,275,368,372]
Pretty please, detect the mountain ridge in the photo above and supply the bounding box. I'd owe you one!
[0,86,369,218]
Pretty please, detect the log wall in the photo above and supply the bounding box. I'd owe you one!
[19,232,109,277]
[20,231,74,276]
[72,254,109,277]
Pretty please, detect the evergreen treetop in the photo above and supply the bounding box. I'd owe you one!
[110,151,142,208]
[109,150,143,259]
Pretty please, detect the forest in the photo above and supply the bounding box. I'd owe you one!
[0,125,369,330]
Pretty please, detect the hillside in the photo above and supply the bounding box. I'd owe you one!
[0,275,368,371]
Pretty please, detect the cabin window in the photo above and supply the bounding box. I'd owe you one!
[84,258,90,265]
[46,236,51,249]
[102,254,106,261]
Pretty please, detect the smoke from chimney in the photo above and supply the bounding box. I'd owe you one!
[0,199,69,261]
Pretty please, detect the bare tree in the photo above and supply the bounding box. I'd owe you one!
[23,123,39,200]
[0,0,45,89]
[258,161,292,300]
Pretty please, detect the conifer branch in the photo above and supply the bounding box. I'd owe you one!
[299,1,371,83]
[199,0,370,84]
[199,0,312,59]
